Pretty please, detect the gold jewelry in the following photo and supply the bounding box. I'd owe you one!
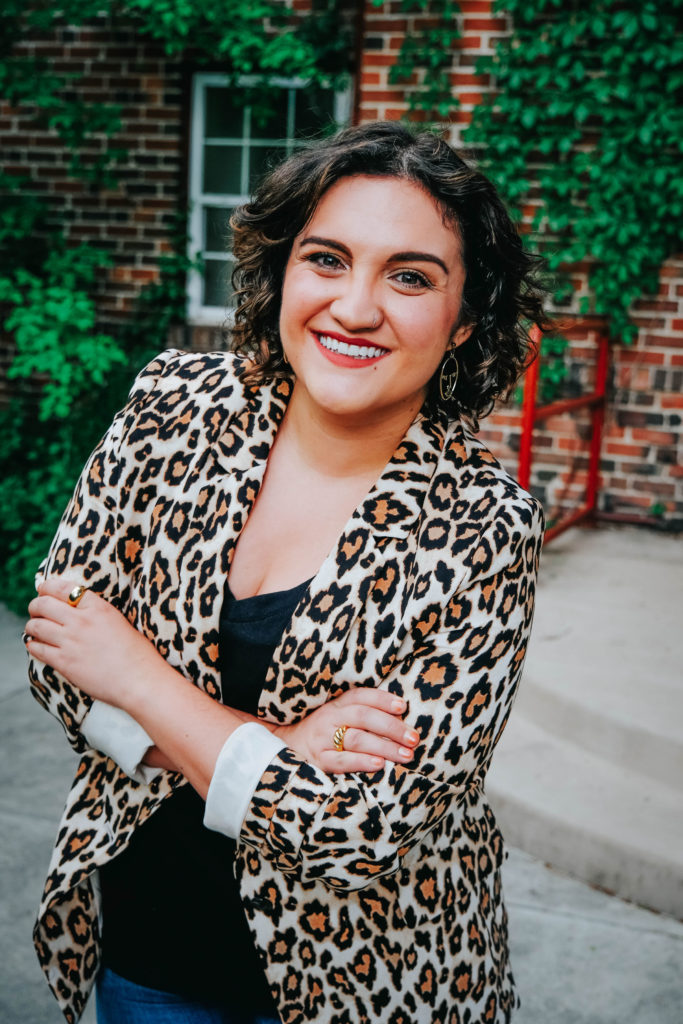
[332,725,349,752]
[372,312,378,328]
[439,348,459,401]
[67,585,87,607]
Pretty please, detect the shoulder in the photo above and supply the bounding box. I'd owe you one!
[127,348,249,404]
[426,420,544,581]
[119,348,283,443]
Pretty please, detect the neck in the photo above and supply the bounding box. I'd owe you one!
[281,383,423,478]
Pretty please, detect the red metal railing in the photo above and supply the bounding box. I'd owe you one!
[518,325,610,542]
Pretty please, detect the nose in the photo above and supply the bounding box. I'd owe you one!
[329,270,381,332]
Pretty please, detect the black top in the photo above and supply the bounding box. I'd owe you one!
[99,576,310,1010]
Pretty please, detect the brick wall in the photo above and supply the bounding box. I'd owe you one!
[0,14,186,329]
[2,3,681,528]
[356,0,682,528]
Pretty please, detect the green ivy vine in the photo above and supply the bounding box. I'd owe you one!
[375,0,462,119]
[0,0,351,612]
[388,0,683,352]
[466,0,683,348]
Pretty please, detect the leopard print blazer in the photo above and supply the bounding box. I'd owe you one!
[29,349,544,1024]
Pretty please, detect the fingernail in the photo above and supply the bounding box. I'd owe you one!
[403,729,419,746]
[371,757,384,769]
[391,698,406,713]
[398,746,413,760]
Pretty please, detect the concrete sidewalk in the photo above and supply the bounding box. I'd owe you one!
[1,526,682,1024]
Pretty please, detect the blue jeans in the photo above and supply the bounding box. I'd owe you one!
[96,967,281,1024]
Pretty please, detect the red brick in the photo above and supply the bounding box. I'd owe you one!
[661,395,683,409]
[645,334,683,348]
[631,429,676,445]
[605,443,648,457]
[633,480,676,496]
[449,72,482,86]
[360,54,399,67]
[463,17,507,31]
[365,18,408,31]
[615,348,666,365]
[362,89,406,103]
[456,92,484,105]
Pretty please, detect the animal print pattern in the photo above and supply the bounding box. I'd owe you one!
[28,350,544,1023]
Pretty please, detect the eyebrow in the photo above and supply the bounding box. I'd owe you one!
[298,236,450,275]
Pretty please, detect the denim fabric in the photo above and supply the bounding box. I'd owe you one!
[96,968,280,1024]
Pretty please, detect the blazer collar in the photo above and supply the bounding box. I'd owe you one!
[210,372,293,479]
[210,371,456,540]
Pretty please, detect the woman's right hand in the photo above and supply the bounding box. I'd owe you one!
[272,688,419,774]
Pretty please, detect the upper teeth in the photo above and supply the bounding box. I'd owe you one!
[318,335,386,359]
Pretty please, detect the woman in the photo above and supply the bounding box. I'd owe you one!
[26,121,545,1024]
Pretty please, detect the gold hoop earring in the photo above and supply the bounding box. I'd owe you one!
[439,349,459,401]
[282,350,290,366]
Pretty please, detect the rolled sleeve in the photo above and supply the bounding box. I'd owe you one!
[204,722,287,840]
[82,701,160,785]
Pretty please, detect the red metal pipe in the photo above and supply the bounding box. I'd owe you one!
[516,325,610,545]
[533,393,603,420]
[586,334,610,510]
[518,325,542,490]
[545,503,593,542]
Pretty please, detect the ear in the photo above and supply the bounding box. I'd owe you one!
[450,322,473,349]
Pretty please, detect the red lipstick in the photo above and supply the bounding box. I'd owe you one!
[312,330,389,368]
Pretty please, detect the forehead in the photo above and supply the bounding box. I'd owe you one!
[302,175,462,258]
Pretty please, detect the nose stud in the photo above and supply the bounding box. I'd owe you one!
[372,313,378,328]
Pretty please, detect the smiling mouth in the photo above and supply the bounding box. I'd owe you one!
[315,332,388,361]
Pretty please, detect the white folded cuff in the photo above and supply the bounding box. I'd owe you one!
[204,722,287,840]
[82,700,160,785]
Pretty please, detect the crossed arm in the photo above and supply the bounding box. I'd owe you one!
[25,577,419,790]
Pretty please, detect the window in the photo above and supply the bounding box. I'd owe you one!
[187,74,351,324]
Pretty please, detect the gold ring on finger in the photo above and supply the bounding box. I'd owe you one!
[332,725,349,752]
[67,585,88,607]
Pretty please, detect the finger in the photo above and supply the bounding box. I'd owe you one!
[339,707,419,747]
[334,687,407,716]
[320,751,386,775]
[27,594,71,626]
[24,637,60,668]
[39,577,93,607]
[340,727,416,764]
[25,617,65,648]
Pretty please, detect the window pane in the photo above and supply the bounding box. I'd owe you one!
[248,144,287,188]
[205,87,244,138]
[250,90,289,139]
[203,257,234,308]
[203,144,242,194]
[204,206,234,253]
[295,86,336,138]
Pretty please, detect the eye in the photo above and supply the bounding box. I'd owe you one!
[304,251,346,272]
[391,269,433,291]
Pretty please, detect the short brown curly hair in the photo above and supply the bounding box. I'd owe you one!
[230,121,547,428]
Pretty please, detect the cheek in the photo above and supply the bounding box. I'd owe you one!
[280,270,328,332]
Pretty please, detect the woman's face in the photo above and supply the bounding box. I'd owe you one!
[279,174,471,433]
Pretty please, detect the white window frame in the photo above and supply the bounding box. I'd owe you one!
[187,73,352,325]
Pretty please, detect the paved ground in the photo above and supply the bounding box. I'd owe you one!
[1,525,682,1024]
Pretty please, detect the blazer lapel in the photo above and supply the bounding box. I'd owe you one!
[258,410,450,723]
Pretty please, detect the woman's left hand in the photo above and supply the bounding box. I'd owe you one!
[25,578,166,711]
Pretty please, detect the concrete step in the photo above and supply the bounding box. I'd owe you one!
[487,714,683,919]
[514,669,683,792]
[518,526,683,791]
